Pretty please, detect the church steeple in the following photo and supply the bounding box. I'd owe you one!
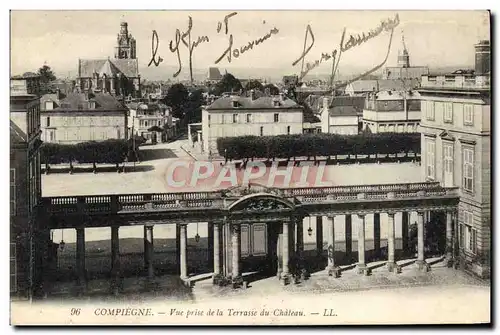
[114,22,136,59]
[397,30,410,68]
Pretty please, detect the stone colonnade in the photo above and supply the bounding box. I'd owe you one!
[69,209,456,292]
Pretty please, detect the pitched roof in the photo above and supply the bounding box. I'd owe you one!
[78,58,139,78]
[329,96,365,117]
[208,67,222,80]
[10,120,26,143]
[98,59,121,76]
[206,95,301,110]
[51,93,127,111]
[347,79,419,93]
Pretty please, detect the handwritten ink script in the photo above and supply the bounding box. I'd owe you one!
[148,12,279,82]
[292,13,400,87]
[214,12,279,65]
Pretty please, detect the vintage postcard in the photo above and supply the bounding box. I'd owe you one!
[9,10,491,325]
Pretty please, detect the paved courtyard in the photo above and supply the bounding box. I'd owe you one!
[42,138,423,196]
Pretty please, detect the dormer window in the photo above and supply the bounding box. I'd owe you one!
[232,100,239,108]
[88,101,96,109]
[273,100,280,107]
[45,101,54,110]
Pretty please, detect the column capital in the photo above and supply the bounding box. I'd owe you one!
[357,213,366,219]
[387,211,396,217]
[231,223,241,233]
[145,224,154,230]
[417,210,425,216]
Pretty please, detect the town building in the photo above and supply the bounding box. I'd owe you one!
[207,67,223,84]
[127,102,174,143]
[418,40,490,278]
[344,78,419,96]
[76,22,141,99]
[362,90,421,133]
[10,74,46,298]
[40,92,128,144]
[382,33,429,80]
[320,96,365,135]
[201,91,304,154]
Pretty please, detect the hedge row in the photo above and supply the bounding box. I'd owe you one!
[40,138,144,166]
[216,133,421,160]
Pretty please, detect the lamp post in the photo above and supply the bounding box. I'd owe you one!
[307,217,313,237]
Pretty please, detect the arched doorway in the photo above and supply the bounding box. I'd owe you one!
[223,193,295,283]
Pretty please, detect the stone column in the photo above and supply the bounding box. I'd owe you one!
[175,224,181,274]
[416,211,427,270]
[373,213,381,259]
[208,222,214,271]
[357,214,367,274]
[402,211,409,256]
[111,226,120,293]
[296,216,305,279]
[213,222,222,284]
[387,212,396,272]
[110,77,115,94]
[327,216,341,277]
[281,221,291,285]
[345,214,352,259]
[316,216,323,258]
[446,212,453,267]
[277,231,282,278]
[180,224,188,280]
[76,228,86,294]
[231,224,242,287]
[144,225,154,280]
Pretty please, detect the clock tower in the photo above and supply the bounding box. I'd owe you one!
[114,22,136,59]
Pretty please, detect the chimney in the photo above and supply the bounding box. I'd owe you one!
[474,40,490,74]
[250,89,256,101]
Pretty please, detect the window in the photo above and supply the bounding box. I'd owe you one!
[117,128,121,139]
[287,126,291,135]
[260,126,264,136]
[444,102,453,123]
[273,100,280,107]
[233,114,238,123]
[46,116,50,127]
[274,113,279,123]
[443,143,454,177]
[463,147,474,193]
[464,104,474,125]
[221,115,225,124]
[463,210,477,254]
[208,115,211,125]
[426,101,435,120]
[145,121,149,127]
[246,114,251,123]
[45,101,54,110]
[426,139,435,180]
[10,169,15,216]
[232,101,238,108]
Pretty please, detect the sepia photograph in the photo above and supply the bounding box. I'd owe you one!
[8,9,491,326]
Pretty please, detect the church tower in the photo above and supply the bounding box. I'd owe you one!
[115,22,137,59]
[397,30,410,68]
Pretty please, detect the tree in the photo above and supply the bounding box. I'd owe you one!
[164,83,189,119]
[38,65,56,94]
[185,89,205,124]
[212,73,243,96]
[245,80,263,92]
[263,83,280,95]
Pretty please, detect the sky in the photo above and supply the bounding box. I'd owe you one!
[10,10,490,80]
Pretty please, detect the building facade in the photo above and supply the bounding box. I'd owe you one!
[40,92,128,144]
[76,22,141,99]
[10,74,46,298]
[320,96,364,135]
[363,90,421,133]
[127,102,173,143]
[201,92,304,154]
[418,40,491,278]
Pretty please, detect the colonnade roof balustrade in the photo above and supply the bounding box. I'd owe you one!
[40,182,460,228]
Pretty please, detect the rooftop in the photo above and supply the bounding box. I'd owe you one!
[206,95,301,110]
[43,92,127,112]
